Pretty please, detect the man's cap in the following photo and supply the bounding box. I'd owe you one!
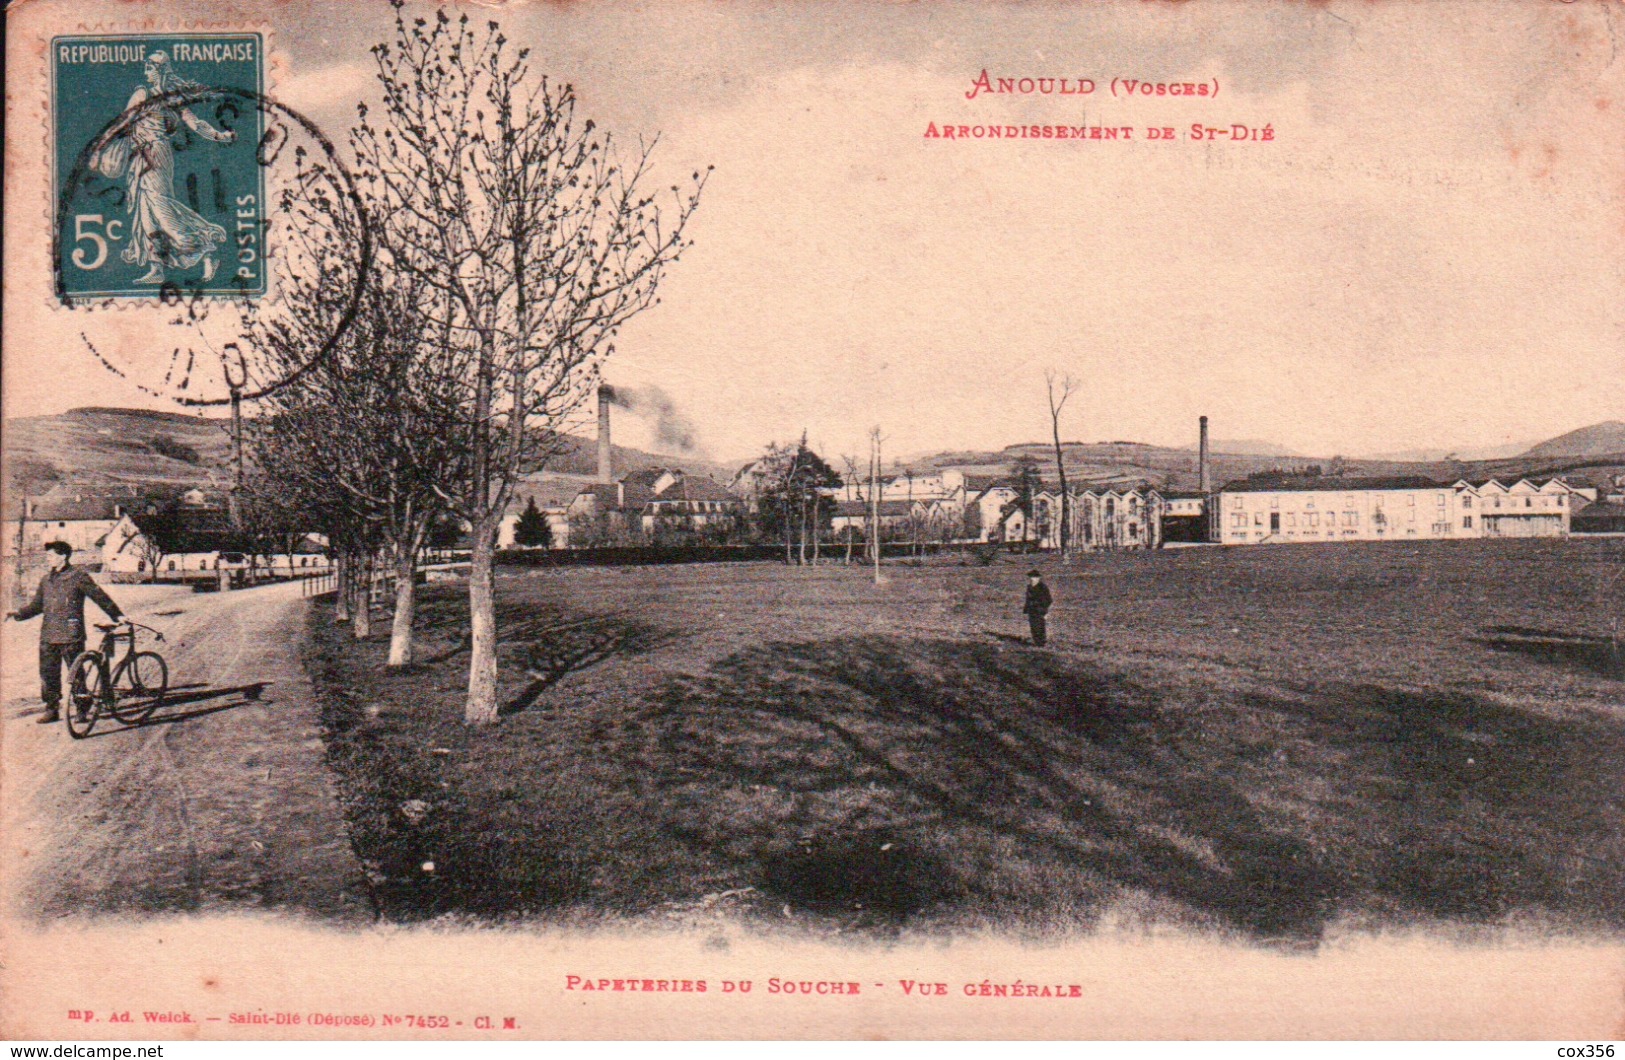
[1027,569,1042,577]
[45,541,73,557]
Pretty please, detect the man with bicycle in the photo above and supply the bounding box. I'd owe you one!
[5,541,127,725]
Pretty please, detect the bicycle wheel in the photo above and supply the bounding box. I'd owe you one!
[113,651,168,724]
[66,653,105,739]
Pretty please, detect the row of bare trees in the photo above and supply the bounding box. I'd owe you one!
[243,4,705,724]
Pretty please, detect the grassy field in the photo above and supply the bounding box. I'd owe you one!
[301,538,1625,943]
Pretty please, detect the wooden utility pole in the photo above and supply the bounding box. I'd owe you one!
[221,343,249,535]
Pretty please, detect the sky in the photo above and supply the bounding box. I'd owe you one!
[7,0,1624,466]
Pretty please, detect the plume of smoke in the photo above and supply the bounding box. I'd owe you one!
[606,384,702,455]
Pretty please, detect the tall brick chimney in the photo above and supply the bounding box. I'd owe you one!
[597,384,614,484]
[1198,415,1212,494]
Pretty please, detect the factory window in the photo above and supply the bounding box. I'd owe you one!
[1463,496,1473,508]
[1308,512,1320,527]
[167,560,177,572]
[1408,495,1416,506]
[1345,512,1358,527]
[1557,495,1566,506]
[1254,513,1265,527]
[1232,513,1245,528]
[1270,496,1279,509]
[137,561,146,572]
[1231,495,1243,509]
[1525,498,1533,508]
[1286,513,1296,527]
[1437,494,1447,506]
[1463,516,1473,529]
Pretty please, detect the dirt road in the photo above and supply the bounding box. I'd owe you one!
[1,579,369,923]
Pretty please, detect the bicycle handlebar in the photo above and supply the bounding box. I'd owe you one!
[95,621,165,642]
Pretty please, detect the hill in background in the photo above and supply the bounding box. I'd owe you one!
[903,420,1625,493]
[2,406,741,501]
[5,407,1622,504]
[1520,421,1625,459]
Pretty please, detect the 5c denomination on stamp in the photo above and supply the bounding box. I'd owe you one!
[52,33,266,300]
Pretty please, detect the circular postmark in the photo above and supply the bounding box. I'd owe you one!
[54,83,372,406]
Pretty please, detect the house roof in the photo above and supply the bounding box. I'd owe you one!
[969,483,1018,503]
[25,495,128,521]
[11,481,189,522]
[1456,477,1571,494]
[833,499,915,517]
[1219,475,1444,493]
[124,510,249,555]
[571,482,620,508]
[652,475,736,504]
[511,478,590,511]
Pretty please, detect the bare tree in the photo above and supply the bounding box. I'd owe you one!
[246,185,462,664]
[1045,369,1078,558]
[840,453,864,564]
[869,427,884,582]
[355,6,706,723]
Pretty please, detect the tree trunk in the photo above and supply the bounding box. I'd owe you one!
[352,552,372,639]
[1053,430,1071,560]
[464,524,500,725]
[334,552,351,623]
[386,542,417,667]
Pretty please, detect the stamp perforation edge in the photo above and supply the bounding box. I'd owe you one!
[34,19,280,319]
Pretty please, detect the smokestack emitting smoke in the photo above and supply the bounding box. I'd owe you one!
[1198,415,1211,493]
[597,384,613,484]
[606,384,701,455]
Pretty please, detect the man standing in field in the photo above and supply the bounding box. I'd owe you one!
[1023,569,1052,647]
[5,541,127,724]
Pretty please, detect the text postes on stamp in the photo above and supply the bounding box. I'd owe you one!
[52,33,266,300]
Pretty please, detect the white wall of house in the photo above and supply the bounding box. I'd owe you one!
[497,507,571,548]
[1035,490,1165,551]
[974,487,1021,542]
[1212,480,1571,545]
[7,517,121,556]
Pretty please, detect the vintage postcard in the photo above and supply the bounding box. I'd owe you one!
[3,0,1623,1042]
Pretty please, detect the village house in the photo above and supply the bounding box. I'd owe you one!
[1209,476,1575,545]
[568,467,741,539]
[966,479,1027,543]
[1038,487,1167,551]
[1160,490,1208,543]
[828,498,920,541]
[1,482,186,559]
[102,500,330,583]
[497,477,582,549]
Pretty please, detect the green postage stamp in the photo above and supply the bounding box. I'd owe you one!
[52,33,267,299]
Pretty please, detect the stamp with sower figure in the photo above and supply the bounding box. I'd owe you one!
[52,33,266,299]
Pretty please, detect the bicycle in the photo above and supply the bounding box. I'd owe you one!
[66,621,169,739]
